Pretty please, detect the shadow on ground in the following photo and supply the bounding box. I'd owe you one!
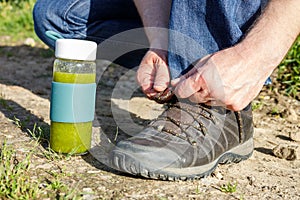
[0,44,150,176]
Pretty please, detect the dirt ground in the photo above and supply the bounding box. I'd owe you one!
[0,43,299,200]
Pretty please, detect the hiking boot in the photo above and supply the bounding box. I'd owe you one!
[108,99,254,181]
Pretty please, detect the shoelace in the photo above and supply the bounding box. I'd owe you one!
[151,100,217,145]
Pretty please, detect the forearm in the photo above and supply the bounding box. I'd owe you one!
[236,0,300,78]
[133,0,172,49]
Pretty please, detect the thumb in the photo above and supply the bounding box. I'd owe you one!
[174,73,206,98]
[171,65,199,87]
[170,77,181,87]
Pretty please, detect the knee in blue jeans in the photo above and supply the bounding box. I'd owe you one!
[33,0,90,49]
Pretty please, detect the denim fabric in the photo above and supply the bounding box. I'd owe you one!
[33,0,268,75]
[33,0,148,68]
[168,0,268,78]
[33,0,143,48]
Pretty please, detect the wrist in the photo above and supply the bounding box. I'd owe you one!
[235,34,294,73]
[145,28,169,50]
[233,43,275,84]
[235,0,300,72]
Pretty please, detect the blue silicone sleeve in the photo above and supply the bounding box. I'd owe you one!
[50,82,96,123]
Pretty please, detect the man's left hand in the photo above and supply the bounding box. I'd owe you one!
[172,47,270,111]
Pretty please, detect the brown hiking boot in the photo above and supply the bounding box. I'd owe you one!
[109,99,254,180]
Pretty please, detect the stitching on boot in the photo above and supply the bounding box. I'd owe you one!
[234,111,244,143]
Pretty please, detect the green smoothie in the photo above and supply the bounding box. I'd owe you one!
[50,72,96,154]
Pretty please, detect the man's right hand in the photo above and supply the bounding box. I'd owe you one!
[136,49,171,100]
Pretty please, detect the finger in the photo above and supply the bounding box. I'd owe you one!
[204,100,226,107]
[136,63,155,92]
[170,77,181,87]
[144,89,158,99]
[188,89,210,103]
[170,67,198,87]
[153,61,170,92]
[225,97,251,111]
[174,73,206,98]
[152,87,174,103]
[171,55,212,88]
[189,93,208,103]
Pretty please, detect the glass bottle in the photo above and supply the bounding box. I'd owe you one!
[50,39,97,154]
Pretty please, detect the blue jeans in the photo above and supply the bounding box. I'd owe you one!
[33,0,148,68]
[33,0,266,78]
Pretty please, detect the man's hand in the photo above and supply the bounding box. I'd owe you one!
[137,49,171,100]
[133,0,172,102]
[172,47,269,111]
[173,0,300,111]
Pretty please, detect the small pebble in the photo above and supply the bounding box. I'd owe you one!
[247,176,256,185]
[82,188,95,200]
[272,144,298,161]
[212,171,223,180]
[289,132,300,142]
[24,38,36,47]
[287,108,298,122]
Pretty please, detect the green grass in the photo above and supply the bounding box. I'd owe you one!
[0,141,40,199]
[0,141,81,199]
[278,37,300,99]
[0,101,81,199]
[0,0,38,41]
[219,182,237,193]
[0,132,82,199]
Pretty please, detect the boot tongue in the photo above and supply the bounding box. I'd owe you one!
[149,101,202,142]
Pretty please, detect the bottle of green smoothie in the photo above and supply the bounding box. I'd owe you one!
[50,39,97,154]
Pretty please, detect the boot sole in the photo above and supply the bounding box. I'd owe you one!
[111,138,253,181]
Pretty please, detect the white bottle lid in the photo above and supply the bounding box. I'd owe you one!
[55,39,97,61]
